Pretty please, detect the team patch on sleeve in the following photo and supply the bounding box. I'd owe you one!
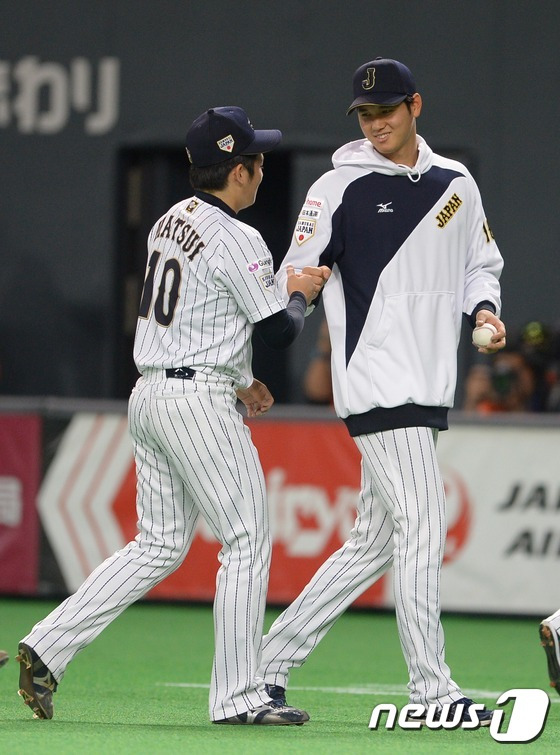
[259,271,275,291]
[295,218,316,245]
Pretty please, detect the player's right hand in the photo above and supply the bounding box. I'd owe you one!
[286,264,331,305]
[474,308,507,353]
[301,265,331,283]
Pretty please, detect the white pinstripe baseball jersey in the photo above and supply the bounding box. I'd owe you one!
[18,108,313,726]
[133,193,286,388]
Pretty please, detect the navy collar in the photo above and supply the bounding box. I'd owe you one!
[194,190,236,218]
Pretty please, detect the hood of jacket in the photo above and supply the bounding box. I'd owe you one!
[332,134,434,182]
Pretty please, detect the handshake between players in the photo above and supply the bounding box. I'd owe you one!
[236,264,330,419]
[286,264,331,305]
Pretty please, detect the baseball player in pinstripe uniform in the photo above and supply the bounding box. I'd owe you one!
[540,609,560,695]
[258,58,507,727]
[16,106,329,725]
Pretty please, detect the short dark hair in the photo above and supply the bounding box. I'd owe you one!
[404,95,415,112]
[189,154,257,192]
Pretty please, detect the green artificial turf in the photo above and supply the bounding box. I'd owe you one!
[0,598,557,753]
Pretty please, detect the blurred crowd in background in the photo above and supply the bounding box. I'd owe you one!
[463,320,560,414]
[304,319,560,414]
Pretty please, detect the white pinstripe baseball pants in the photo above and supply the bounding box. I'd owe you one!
[23,373,273,720]
[258,426,463,706]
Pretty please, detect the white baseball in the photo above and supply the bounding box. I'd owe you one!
[472,323,497,347]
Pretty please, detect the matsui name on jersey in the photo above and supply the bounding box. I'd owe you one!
[155,212,205,259]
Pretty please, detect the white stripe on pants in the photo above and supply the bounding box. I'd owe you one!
[258,426,463,706]
[23,374,272,720]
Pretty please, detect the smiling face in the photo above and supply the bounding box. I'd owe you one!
[357,94,422,167]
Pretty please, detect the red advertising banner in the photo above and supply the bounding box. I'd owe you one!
[38,412,387,606]
[0,414,41,594]
[30,409,560,615]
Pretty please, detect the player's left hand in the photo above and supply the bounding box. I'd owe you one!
[236,379,274,417]
[475,309,507,353]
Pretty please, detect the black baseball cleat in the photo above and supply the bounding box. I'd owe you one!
[214,703,310,725]
[0,650,9,668]
[16,643,57,720]
[540,621,560,695]
[265,683,288,707]
[407,697,494,727]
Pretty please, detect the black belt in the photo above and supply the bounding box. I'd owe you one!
[165,367,196,380]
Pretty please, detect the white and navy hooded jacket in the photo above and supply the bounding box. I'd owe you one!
[276,135,504,436]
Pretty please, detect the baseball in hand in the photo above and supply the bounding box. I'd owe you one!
[472,323,497,347]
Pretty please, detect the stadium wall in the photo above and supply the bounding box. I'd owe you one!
[1,1,560,399]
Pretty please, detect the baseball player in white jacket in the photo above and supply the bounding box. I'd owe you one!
[258,57,506,727]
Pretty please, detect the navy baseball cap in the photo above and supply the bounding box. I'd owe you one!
[347,57,416,114]
[185,106,282,167]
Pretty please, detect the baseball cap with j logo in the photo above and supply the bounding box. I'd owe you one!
[346,57,416,113]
